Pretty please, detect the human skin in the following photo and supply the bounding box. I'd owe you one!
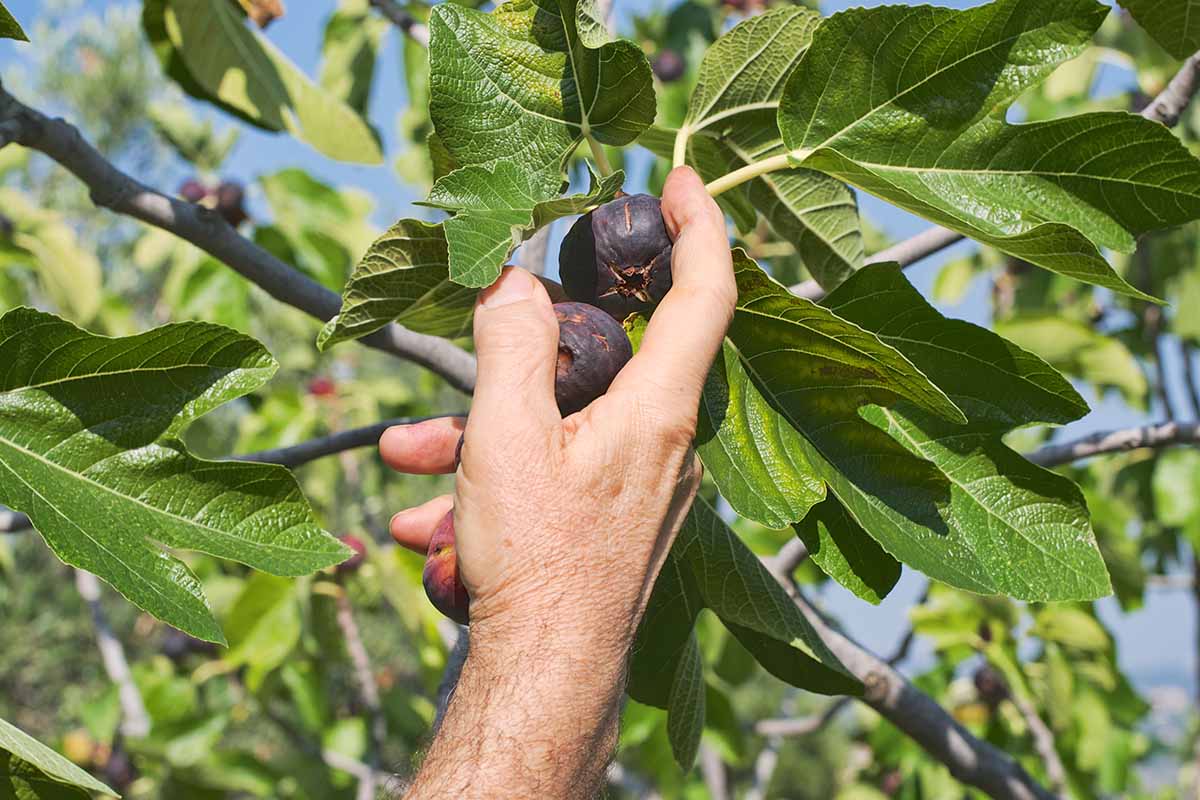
[380,167,735,799]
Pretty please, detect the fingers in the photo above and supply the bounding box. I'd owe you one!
[390,494,453,553]
[469,266,562,446]
[379,416,466,475]
[608,167,736,412]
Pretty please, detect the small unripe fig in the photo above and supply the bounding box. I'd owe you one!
[215,180,248,227]
[337,534,367,574]
[423,511,469,625]
[652,49,685,83]
[559,194,673,321]
[178,178,208,204]
[553,302,633,415]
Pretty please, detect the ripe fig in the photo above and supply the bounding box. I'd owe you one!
[652,49,685,83]
[178,178,209,204]
[337,534,367,574]
[423,510,469,625]
[973,665,1009,707]
[215,180,248,227]
[308,376,337,397]
[553,302,633,415]
[559,194,673,321]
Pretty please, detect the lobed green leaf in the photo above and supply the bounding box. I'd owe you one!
[0,309,349,643]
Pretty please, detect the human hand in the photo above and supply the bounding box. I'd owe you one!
[382,168,734,656]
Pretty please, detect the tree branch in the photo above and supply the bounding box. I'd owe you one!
[1026,421,1200,468]
[0,82,477,393]
[332,582,387,800]
[1010,692,1067,798]
[762,562,1054,800]
[369,0,430,47]
[232,414,462,468]
[0,508,30,534]
[74,570,151,739]
[1140,51,1200,128]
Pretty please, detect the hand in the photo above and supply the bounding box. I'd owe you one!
[386,167,734,798]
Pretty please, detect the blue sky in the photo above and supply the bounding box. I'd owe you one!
[1,0,1194,693]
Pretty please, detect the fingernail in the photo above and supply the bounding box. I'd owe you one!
[481,267,534,309]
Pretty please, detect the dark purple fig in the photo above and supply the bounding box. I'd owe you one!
[559,194,673,321]
[652,49,686,83]
[178,178,209,204]
[215,180,248,227]
[973,665,1009,707]
[423,510,469,625]
[553,302,633,415]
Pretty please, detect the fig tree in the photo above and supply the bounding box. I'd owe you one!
[553,302,632,415]
[423,510,469,625]
[559,194,673,321]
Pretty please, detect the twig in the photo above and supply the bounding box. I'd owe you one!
[263,704,395,789]
[867,226,965,269]
[761,560,1054,800]
[333,583,387,800]
[233,414,462,468]
[0,508,30,533]
[369,0,430,47]
[1026,421,1200,468]
[1182,345,1200,420]
[2,416,463,534]
[700,743,730,800]
[766,537,810,575]
[1140,51,1200,128]
[519,223,553,277]
[1010,692,1067,798]
[0,82,477,394]
[74,570,151,739]
[754,609,920,738]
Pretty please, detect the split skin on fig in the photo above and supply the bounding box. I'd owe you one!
[559,194,673,321]
[552,302,633,416]
[423,510,470,625]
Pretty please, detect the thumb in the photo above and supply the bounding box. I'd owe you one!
[468,266,561,445]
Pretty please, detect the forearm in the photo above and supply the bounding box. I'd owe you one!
[405,621,630,800]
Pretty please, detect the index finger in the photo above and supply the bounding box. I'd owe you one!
[607,167,735,408]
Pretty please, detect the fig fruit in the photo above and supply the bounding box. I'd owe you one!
[973,665,1009,707]
[178,178,208,204]
[559,194,673,321]
[215,180,248,227]
[423,510,469,625]
[553,301,633,415]
[652,49,685,83]
[337,534,367,574]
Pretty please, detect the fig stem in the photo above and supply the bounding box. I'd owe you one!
[705,152,794,197]
[672,126,690,169]
[587,135,614,176]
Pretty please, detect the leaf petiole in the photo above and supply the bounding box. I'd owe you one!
[587,135,614,176]
[705,153,793,197]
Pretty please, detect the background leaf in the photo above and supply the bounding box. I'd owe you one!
[0,309,348,643]
[0,1,26,41]
[0,718,114,797]
[1119,0,1200,59]
[145,0,382,163]
[778,0,1200,300]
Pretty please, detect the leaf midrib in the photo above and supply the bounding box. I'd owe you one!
[0,433,329,560]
